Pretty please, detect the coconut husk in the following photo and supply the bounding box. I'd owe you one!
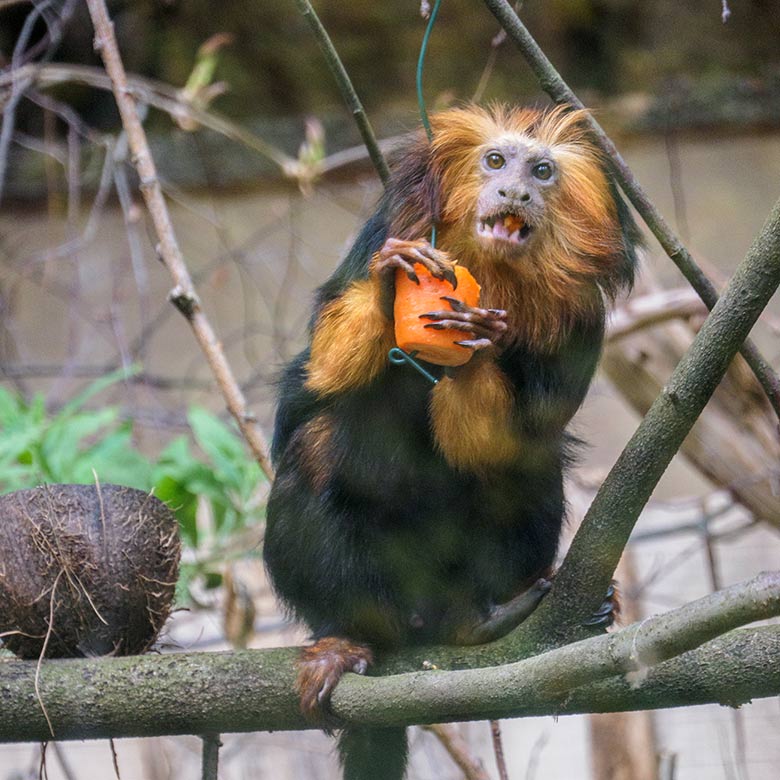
[0,483,180,659]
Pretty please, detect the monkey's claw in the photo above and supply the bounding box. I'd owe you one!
[297,637,373,725]
[421,297,507,350]
[373,238,458,287]
[372,238,458,317]
[582,581,621,628]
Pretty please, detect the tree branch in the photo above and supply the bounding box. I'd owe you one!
[0,63,296,175]
[606,287,706,341]
[512,192,780,651]
[334,571,780,724]
[481,0,780,420]
[293,0,390,185]
[1,573,777,742]
[83,0,274,481]
[422,724,490,780]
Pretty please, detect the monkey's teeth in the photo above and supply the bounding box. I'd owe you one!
[478,217,530,244]
[492,222,509,239]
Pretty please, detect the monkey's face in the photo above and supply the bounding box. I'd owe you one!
[473,137,556,257]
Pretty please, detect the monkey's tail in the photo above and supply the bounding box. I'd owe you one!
[338,726,408,780]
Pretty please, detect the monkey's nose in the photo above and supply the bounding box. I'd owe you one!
[498,188,531,203]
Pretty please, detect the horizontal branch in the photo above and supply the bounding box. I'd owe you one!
[1,573,776,743]
[333,571,780,724]
[0,63,294,172]
[0,62,398,186]
[606,287,706,341]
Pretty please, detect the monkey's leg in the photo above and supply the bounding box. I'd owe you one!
[452,578,553,645]
[297,637,374,723]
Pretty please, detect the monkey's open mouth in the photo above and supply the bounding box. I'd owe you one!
[477,213,532,245]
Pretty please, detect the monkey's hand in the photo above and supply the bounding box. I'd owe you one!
[370,237,458,318]
[421,296,508,352]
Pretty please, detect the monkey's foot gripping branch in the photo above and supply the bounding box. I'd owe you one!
[297,637,374,725]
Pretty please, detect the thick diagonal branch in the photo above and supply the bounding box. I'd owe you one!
[513,192,780,650]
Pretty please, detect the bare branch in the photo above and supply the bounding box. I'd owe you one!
[490,720,509,780]
[422,724,490,780]
[83,0,274,481]
[0,63,295,173]
[335,572,780,724]
[606,288,706,341]
[293,0,390,185]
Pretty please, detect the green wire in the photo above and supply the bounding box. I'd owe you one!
[388,0,444,378]
[416,0,443,246]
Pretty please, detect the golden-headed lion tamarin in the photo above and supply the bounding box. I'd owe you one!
[264,104,640,779]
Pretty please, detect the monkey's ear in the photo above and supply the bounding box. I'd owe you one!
[382,135,441,240]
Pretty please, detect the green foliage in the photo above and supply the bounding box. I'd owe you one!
[0,369,152,491]
[0,376,267,602]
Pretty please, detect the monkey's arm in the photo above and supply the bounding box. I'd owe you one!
[304,276,395,396]
[304,238,456,396]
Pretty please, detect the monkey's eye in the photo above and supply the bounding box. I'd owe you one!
[532,161,554,180]
[484,152,506,170]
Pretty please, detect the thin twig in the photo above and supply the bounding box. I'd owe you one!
[472,2,522,103]
[109,739,121,780]
[1,62,294,172]
[293,0,390,185]
[84,0,274,481]
[201,734,221,780]
[490,720,510,780]
[38,741,49,780]
[1,62,398,182]
[0,0,55,204]
[481,0,780,420]
[423,724,490,780]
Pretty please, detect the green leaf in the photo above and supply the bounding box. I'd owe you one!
[56,365,140,420]
[0,388,21,423]
[154,474,199,548]
[187,406,246,489]
[42,408,119,480]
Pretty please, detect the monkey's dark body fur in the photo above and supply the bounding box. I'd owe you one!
[263,105,639,780]
[267,215,601,646]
